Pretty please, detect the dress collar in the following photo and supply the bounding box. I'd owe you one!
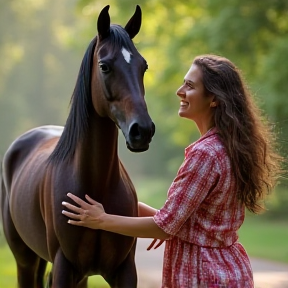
[185,127,217,153]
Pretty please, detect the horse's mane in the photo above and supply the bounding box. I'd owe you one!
[103,24,136,55]
[48,25,134,164]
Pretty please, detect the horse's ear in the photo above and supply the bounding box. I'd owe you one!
[124,5,142,39]
[97,5,111,41]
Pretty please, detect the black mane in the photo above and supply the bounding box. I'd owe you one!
[48,25,134,164]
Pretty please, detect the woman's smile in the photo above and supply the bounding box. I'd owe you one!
[180,100,189,108]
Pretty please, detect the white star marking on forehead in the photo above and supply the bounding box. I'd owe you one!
[121,47,131,64]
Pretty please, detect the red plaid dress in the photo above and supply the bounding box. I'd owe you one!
[153,129,253,288]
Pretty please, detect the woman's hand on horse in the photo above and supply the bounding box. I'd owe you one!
[62,193,105,229]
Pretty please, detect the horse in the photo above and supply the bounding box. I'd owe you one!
[0,5,155,288]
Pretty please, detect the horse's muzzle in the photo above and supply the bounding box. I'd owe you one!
[126,121,155,152]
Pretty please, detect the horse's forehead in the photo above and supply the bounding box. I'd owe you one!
[121,47,132,64]
[97,42,141,63]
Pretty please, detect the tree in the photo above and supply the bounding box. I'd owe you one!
[0,0,80,154]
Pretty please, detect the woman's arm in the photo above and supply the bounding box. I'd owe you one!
[62,193,169,240]
[138,202,157,217]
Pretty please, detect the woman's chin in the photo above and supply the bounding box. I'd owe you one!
[178,109,187,118]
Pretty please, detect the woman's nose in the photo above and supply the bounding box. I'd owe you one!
[176,86,185,98]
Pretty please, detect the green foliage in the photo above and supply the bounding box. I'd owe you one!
[264,185,288,220]
[0,0,81,154]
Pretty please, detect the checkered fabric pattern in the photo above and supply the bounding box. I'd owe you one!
[154,129,253,288]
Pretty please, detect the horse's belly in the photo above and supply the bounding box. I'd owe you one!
[9,181,51,261]
[10,204,50,261]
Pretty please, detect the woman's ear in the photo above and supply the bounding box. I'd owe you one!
[209,95,218,108]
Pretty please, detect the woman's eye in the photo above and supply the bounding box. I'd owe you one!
[99,62,110,73]
[186,83,193,89]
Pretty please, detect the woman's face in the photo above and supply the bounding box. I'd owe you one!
[176,64,214,124]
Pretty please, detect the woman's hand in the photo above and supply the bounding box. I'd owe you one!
[146,239,165,251]
[62,193,105,229]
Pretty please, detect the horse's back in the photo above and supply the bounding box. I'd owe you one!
[3,125,63,189]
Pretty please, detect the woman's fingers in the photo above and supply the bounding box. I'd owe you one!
[147,239,165,250]
[62,201,82,214]
[85,194,98,205]
[67,219,84,226]
[66,193,102,209]
[62,209,82,220]
[154,239,165,249]
[147,239,157,251]
[66,193,88,208]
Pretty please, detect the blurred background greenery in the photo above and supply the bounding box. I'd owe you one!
[0,0,287,287]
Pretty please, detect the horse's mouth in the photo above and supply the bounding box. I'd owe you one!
[126,143,149,153]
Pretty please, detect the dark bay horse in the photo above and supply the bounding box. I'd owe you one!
[0,5,155,288]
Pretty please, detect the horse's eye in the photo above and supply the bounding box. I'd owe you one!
[99,62,110,73]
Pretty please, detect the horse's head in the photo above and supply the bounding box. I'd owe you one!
[91,5,155,152]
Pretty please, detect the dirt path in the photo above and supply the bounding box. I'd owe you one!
[135,238,288,288]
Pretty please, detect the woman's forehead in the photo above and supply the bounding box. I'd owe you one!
[184,64,202,84]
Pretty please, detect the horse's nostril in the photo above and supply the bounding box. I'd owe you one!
[130,123,141,140]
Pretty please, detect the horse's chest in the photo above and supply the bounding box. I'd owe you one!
[62,229,135,275]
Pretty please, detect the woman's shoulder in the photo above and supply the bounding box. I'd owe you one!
[187,131,226,157]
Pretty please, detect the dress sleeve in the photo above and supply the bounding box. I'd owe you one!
[153,147,219,236]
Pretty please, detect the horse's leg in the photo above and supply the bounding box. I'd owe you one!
[106,241,137,288]
[37,258,48,288]
[52,249,78,288]
[2,196,44,288]
[76,277,88,288]
[16,255,45,288]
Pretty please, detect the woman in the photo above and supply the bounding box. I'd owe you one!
[62,55,283,287]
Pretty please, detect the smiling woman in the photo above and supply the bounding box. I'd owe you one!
[176,63,215,135]
[62,54,283,288]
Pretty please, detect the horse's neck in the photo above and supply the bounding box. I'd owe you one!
[75,116,120,189]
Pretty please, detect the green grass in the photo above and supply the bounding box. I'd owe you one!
[0,244,17,288]
[239,215,288,264]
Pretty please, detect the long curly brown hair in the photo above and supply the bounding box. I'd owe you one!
[194,55,283,213]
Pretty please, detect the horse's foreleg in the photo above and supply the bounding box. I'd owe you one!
[52,249,78,288]
[37,258,48,288]
[76,277,88,288]
[106,241,137,288]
